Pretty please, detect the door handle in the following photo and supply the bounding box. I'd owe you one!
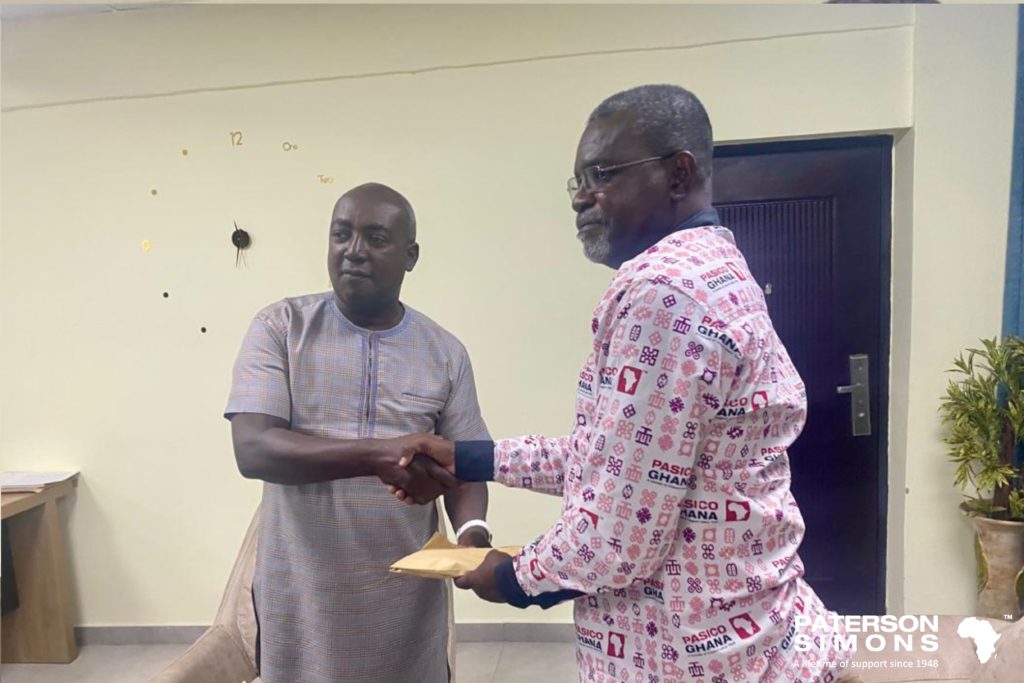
[836,354,871,436]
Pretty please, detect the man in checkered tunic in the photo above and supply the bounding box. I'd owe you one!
[226,183,491,683]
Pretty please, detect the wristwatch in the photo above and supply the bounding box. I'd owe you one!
[455,519,492,544]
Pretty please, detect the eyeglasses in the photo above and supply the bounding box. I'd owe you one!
[567,152,679,198]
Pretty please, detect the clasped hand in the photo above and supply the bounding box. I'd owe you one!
[374,434,458,505]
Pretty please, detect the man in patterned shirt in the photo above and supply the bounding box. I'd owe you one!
[399,86,853,682]
[225,183,491,683]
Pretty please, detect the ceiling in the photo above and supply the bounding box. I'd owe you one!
[0,3,178,22]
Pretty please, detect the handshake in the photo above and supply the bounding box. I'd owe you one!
[373,433,460,506]
[376,433,510,597]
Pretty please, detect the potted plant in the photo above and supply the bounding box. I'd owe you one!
[940,336,1024,621]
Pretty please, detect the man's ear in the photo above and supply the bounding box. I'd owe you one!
[667,151,699,201]
[406,242,420,272]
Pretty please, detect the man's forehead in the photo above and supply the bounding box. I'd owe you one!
[576,114,645,166]
[332,192,404,224]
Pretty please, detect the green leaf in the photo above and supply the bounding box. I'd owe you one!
[940,336,1024,516]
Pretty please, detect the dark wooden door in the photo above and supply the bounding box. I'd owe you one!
[712,137,891,616]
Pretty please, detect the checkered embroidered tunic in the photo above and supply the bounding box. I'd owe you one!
[225,293,489,683]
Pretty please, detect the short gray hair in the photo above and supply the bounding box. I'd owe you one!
[589,84,713,184]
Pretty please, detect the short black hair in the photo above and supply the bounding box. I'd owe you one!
[338,183,417,242]
[589,84,714,185]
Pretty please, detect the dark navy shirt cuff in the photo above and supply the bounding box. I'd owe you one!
[454,440,495,482]
[494,558,585,610]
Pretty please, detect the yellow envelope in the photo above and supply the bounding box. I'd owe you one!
[390,532,521,579]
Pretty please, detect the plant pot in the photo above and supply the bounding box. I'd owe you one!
[972,516,1024,621]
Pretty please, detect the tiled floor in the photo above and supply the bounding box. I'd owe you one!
[0,642,578,683]
[1,645,190,683]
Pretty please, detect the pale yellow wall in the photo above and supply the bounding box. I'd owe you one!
[889,125,915,616]
[899,5,1018,616]
[0,3,1010,628]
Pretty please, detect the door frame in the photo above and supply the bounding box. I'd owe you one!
[712,135,893,615]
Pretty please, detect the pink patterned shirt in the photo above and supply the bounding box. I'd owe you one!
[495,226,850,682]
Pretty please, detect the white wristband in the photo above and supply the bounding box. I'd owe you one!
[455,519,492,542]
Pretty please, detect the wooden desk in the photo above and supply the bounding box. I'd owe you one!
[1,476,79,663]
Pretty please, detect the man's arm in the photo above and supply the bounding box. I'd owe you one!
[443,483,490,547]
[452,436,571,496]
[226,311,457,499]
[437,346,492,546]
[458,282,724,606]
[232,413,459,501]
[400,436,573,497]
[391,443,492,539]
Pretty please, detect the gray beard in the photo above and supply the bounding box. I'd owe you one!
[578,224,612,265]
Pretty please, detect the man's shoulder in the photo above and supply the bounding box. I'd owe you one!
[603,260,704,314]
[640,227,758,308]
[251,291,332,328]
[403,306,470,357]
[602,228,765,334]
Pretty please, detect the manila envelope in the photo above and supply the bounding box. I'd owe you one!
[390,532,521,579]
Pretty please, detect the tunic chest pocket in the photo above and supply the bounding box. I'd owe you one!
[399,392,446,431]
[402,392,446,410]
